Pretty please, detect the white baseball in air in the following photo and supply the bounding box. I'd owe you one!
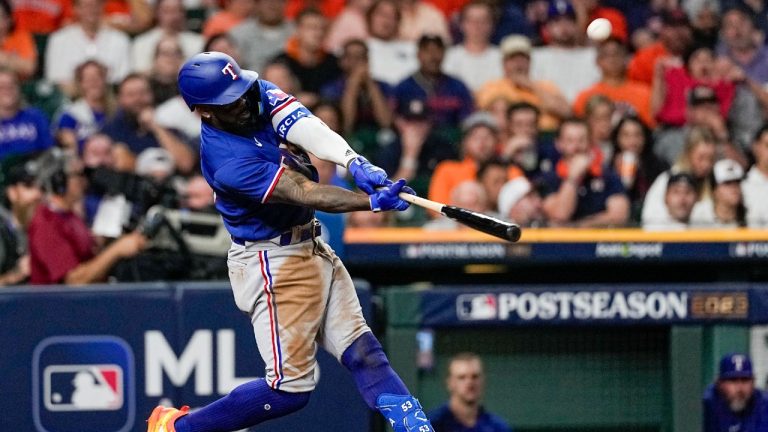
[587,18,612,41]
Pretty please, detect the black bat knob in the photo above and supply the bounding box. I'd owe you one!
[506,225,522,242]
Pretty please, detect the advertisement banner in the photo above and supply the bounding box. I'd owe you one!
[0,283,372,432]
[420,284,768,327]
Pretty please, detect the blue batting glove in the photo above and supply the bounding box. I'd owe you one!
[370,179,411,212]
[349,156,391,195]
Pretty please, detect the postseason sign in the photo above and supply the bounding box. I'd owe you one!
[420,285,768,326]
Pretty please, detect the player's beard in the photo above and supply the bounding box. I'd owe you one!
[729,396,749,413]
[217,111,259,136]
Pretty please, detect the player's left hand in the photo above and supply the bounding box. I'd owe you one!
[370,179,411,212]
[349,156,391,195]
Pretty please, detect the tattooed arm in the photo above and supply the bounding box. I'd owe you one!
[270,169,372,213]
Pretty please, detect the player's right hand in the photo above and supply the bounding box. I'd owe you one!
[369,179,411,212]
[349,156,392,195]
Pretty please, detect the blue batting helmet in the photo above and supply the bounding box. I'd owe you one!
[178,51,259,110]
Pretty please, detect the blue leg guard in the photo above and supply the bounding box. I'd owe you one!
[376,394,433,432]
[341,332,434,432]
[174,378,310,432]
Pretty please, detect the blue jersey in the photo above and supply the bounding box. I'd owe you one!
[200,80,315,241]
[540,167,626,221]
[704,384,768,432]
[0,108,53,160]
[428,404,512,432]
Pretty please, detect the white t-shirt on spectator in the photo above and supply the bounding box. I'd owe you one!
[442,45,503,92]
[131,29,204,73]
[530,46,600,103]
[742,166,768,227]
[46,24,131,86]
[367,38,418,87]
[641,170,711,228]
[689,200,740,228]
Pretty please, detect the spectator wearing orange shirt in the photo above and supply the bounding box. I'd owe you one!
[284,0,344,20]
[574,38,654,127]
[627,8,692,85]
[12,0,72,34]
[475,34,571,132]
[428,112,521,208]
[202,0,254,38]
[0,0,36,79]
[103,0,153,35]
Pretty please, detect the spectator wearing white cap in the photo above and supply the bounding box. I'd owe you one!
[498,177,545,227]
[743,124,768,227]
[690,159,746,228]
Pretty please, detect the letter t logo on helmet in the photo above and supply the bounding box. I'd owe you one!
[221,63,238,80]
[177,51,259,110]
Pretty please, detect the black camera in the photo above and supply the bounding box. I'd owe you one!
[85,166,180,231]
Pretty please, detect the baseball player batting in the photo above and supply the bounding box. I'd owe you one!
[146,52,434,432]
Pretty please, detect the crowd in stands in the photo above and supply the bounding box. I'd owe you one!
[1,0,768,284]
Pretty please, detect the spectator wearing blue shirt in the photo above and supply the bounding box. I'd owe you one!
[393,34,474,183]
[428,352,512,432]
[100,73,196,174]
[0,68,53,161]
[704,353,768,432]
[319,39,393,137]
[395,35,474,129]
[541,118,629,227]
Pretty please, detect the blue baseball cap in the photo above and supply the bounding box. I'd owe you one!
[719,353,753,380]
[548,0,575,19]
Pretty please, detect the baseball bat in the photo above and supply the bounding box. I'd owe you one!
[399,193,522,242]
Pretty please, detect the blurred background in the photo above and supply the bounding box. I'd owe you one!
[1,0,768,430]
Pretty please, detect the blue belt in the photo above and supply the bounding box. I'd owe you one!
[232,220,321,247]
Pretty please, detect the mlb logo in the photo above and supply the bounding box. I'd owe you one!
[456,294,498,320]
[33,336,135,432]
[44,364,123,411]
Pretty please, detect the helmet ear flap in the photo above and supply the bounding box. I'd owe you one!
[244,82,263,117]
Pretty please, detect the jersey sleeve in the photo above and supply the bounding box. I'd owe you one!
[213,157,285,204]
[261,80,313,140]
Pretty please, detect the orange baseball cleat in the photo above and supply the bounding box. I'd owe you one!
[146,405,190,432]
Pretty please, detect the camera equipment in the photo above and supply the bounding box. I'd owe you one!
[85,166,179,228]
